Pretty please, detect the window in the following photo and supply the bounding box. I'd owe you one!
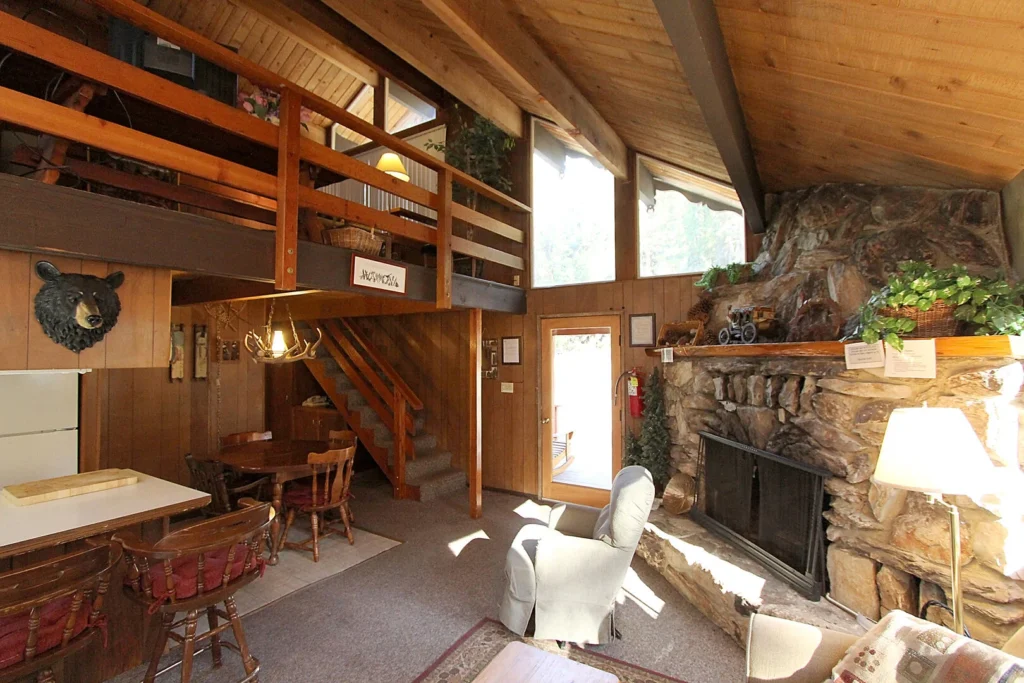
[638,184,745,278]
[531,127,615,288]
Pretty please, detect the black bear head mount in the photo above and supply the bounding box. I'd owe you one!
[34,261,124,353]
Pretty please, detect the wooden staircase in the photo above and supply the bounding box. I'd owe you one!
[300,319,466,502]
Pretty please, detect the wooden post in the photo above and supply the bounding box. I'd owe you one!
[468,308,482,518]
[36,82,98,184]
[436,168,454,309]
[614,149,638,281]
[373,74,389,130]
[275,88,301,291]
[393,392,407,498]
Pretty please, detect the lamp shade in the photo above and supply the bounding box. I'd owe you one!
[376,152,410,182]
[873,407,993,496]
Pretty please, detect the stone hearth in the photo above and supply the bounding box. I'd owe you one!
[639,184,1024,649]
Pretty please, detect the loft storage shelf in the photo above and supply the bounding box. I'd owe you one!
[645,335,1024,360]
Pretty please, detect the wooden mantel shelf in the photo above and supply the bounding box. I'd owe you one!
[645,335,1024,360]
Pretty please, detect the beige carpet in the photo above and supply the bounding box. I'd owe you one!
[414,618,688,683]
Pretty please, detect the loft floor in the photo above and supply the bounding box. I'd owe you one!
[109,474,743,682]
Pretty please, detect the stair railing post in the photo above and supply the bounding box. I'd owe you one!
[275,87,301,291]
[393,391,407,498]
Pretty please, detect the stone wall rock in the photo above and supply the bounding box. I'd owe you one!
[662,473,696,515]
[828,546,881,619]
[877,566,918,616]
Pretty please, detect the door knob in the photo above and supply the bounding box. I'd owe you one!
[541,418,551,424]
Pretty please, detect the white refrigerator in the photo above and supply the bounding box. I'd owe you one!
[0,372,79,489]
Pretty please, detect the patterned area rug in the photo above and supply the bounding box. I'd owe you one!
[414,618,687,683]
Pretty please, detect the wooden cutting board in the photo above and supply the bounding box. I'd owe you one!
[2,469,139,506]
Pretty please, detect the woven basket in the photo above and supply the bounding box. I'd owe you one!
[879,300,959,338]
[323,225,383,255]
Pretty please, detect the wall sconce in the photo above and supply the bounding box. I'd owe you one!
[482,339,498,379]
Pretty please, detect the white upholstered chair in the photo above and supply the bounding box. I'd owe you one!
[498,466,655,644]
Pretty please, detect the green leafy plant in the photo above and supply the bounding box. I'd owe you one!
[424,106,515,205]
[857,261,1024,351]
[695,262,749,290]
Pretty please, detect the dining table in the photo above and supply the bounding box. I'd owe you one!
[213,438,329,564]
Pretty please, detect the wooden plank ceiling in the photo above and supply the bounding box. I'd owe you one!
[144,0,418,143]
[714,0,1024,191]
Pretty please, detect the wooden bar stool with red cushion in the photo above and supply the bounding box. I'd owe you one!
[0,543,121,683]
[281,446,356,561]
[220,431,272,448]
[327,430,358,525]
[114,501,273,683]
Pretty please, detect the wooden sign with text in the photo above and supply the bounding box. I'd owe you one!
[350,254,408,295]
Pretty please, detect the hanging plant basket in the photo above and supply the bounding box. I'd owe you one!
[877,300,959,338]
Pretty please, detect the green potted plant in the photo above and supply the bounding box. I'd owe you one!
[856,261,1024,350]
[423,106,515,208]
[695,262,751,290]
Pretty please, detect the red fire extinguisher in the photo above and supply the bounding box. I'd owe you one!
[626,368,645,418]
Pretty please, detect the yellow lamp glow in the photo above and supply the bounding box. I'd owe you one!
[376,152,410,182]
[270,330,287,358]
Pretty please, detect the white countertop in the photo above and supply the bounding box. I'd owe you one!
[0,470,209,558]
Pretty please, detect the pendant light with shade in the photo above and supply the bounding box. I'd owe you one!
[376,152,410,182]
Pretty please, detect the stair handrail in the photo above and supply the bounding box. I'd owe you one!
[339,319,425,411]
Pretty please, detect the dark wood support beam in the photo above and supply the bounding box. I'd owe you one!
[373,74,389,131]
[0,174,525,313]
[614,150,639,280]
[468,307,482,519]
[172,278,320,306]
[652,0,766,233]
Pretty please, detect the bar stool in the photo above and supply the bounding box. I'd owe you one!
[0,543,121,683]
[114,501,273,683]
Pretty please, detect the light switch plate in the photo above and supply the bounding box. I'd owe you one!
[501,382,514,394]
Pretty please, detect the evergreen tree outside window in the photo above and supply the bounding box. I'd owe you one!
[638,188,745,278]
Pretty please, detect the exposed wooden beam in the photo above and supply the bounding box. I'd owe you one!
[276,89,302,290]
[172,277,319,305]
[341,116,445,157]
[468,307,482,519]
[436,168,454,309]
[373,74,388,130]
[418,0,627,178]
[652,0,766,233]
[231,0,380,87]
[317,0,523,138]
[0,174,526,313]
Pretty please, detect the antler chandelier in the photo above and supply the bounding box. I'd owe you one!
[244,300,321,364]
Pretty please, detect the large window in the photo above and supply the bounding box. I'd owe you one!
[638,181,745,278]
[532,128,615,288]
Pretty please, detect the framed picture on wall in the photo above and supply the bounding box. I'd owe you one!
[501,336,522,365]
[629,313,656,347]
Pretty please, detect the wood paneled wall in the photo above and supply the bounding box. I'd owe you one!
[482,273,701,496]
[0,250,171,370]
[81,302,266,485]
[351,311,471,470]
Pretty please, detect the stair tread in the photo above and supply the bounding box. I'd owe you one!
[409,466,465,486]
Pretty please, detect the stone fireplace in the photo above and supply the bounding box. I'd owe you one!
[637,184,1024,649]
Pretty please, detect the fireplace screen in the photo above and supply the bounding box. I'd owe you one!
[695,431,828,599]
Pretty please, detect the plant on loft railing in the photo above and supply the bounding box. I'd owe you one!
[423,105,515,210]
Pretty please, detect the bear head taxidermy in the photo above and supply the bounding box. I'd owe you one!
[34,261,124,352]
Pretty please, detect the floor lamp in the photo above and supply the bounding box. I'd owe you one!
[873,407,994,636]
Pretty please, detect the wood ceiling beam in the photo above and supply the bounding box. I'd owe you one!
[231,0,379,87]
[418,0,628,178]
[652,0,766,232]
[316,0,524,137]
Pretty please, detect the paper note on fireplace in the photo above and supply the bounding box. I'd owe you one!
[884,339,936,379]
[844,341,885,369]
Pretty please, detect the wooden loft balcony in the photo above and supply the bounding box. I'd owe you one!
[0,0,528,312]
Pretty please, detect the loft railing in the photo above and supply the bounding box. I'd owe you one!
[0,0,528,307]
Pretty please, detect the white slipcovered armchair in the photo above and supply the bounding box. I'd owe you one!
[498,466,655,644]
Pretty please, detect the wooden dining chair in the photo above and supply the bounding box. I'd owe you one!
[219,431,272,448]
[185,454,268,515]
[327,430,358,524]
[114,501,273,683]
[281,446,357,561]
[0,543,121,683]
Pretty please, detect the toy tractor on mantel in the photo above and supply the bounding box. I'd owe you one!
[718,306,779,345]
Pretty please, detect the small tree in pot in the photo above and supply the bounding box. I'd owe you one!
[424,106,515,208]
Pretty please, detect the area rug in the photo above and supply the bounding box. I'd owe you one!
[414,618,687,683]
